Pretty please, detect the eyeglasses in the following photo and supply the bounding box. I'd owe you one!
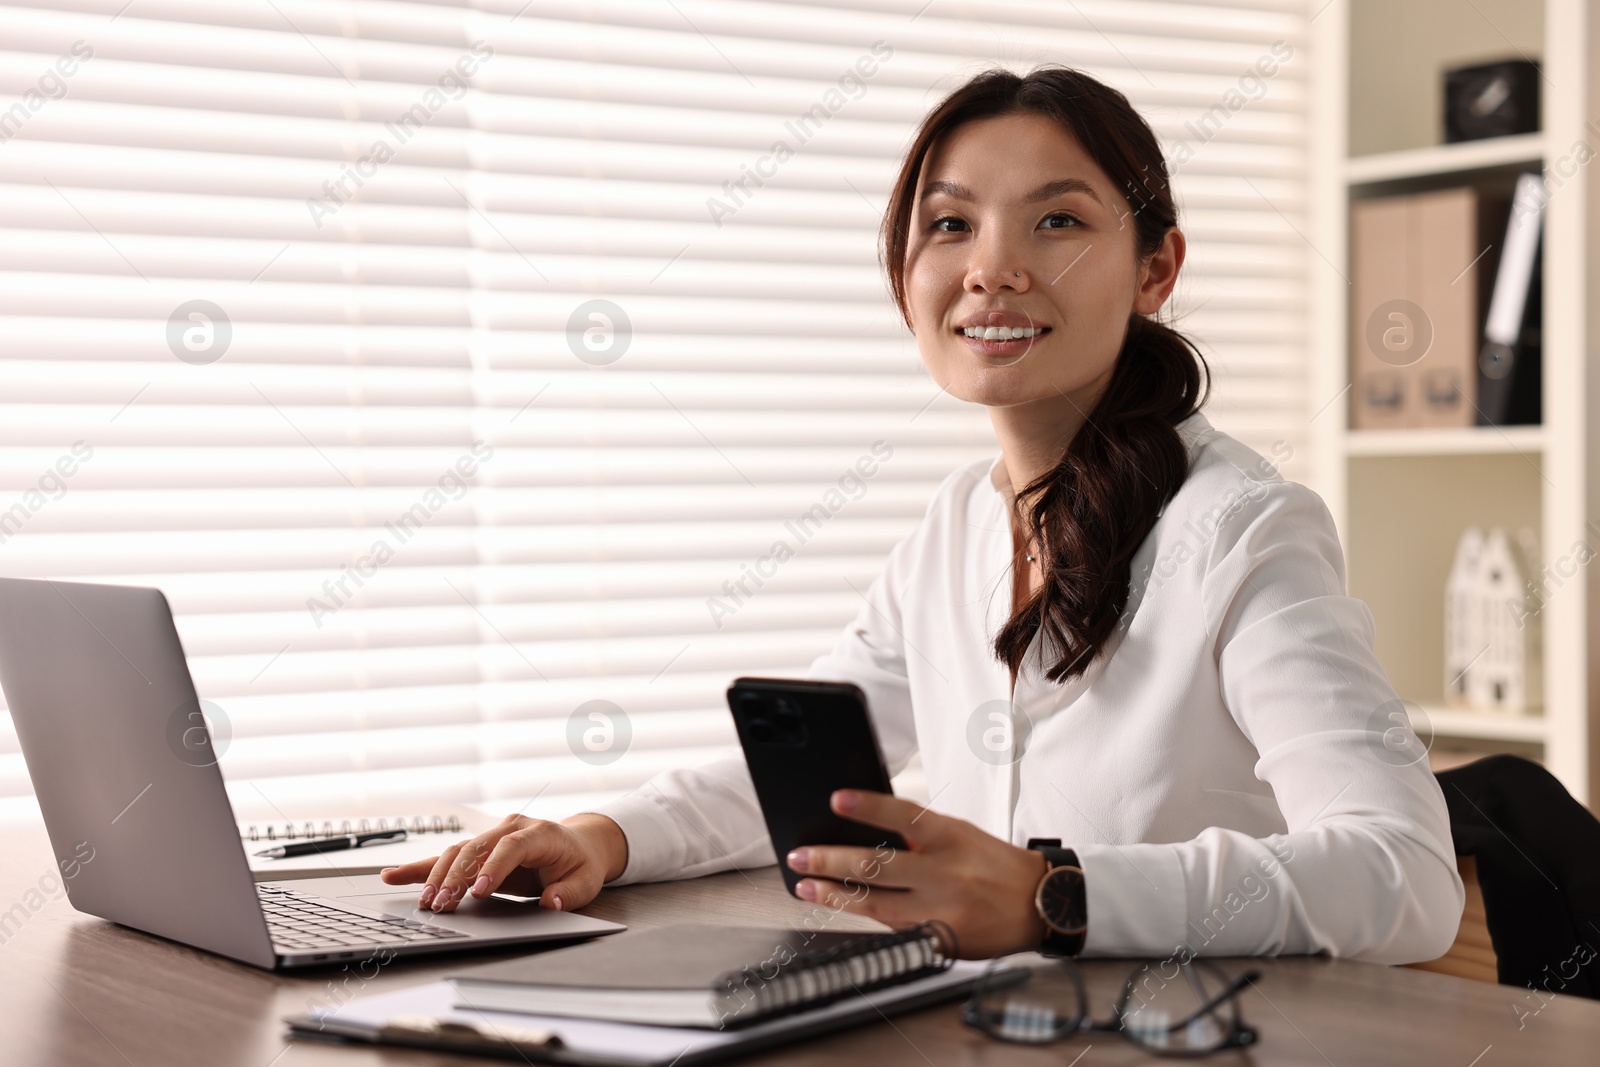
[961,953,1260,1058]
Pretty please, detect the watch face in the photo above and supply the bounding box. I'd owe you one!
[1039,866,1087,935]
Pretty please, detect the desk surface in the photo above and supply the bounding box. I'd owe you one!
[2,830,1597,1066]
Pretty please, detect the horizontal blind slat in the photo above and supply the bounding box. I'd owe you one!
[0,0,1308,826]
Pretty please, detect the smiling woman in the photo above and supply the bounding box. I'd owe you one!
[881,70,1206,691]
[382,65,1465,970]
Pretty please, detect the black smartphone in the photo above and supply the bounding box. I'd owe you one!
[726,676,908,898]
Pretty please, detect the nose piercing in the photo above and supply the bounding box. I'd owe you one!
[1013,271,1021,278]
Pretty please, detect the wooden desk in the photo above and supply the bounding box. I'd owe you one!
[3,829,1598,1065]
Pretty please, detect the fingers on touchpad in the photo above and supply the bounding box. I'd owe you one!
[345,893,545,919]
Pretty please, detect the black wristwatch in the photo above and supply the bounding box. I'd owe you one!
[1027,838,1087,957]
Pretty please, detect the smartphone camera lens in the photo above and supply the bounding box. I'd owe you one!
[734,691,806,746]
[772,697,806,745]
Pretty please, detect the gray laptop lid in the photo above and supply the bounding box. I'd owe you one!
[0,578,275,968]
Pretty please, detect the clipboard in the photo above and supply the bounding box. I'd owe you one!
[285,961,1023,1066]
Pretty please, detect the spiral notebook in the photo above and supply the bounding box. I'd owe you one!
[287,924,1013,1066]
[238,813,467,842]
[287,966,998,1067]
[450,922,956,1029]
[242,805,492,880]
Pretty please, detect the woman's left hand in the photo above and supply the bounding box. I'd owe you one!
[785,789,1049,959]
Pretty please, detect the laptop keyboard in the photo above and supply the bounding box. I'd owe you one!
[258,884,468,953]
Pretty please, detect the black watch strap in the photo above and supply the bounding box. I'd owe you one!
[1028,837,1087,957]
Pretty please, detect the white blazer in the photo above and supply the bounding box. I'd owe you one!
[595,412,1465,964]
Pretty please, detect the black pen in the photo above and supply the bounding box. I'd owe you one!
[253,828,408,859]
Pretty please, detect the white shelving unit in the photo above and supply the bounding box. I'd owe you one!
[1340,426,1545,458]
[1343,133,1544,185]
[1309,1,1600,801]
[1409,705,1549,745]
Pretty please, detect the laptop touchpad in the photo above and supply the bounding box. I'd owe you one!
[333,891,542,920]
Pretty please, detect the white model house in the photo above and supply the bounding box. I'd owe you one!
[1443,526,1542,715]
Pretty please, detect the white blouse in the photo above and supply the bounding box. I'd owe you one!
[594,412,1465,964]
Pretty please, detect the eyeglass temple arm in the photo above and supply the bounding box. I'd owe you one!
[1151,969,1262,1033]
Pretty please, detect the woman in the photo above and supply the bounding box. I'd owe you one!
[383,67,1463,964]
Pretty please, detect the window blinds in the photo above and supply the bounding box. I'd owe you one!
[0,0,1309,826]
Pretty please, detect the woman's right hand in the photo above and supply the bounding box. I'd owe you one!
[378,812,628,914]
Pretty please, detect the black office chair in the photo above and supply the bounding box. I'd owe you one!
[1435,754,1600,1000]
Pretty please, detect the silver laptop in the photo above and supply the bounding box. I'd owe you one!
[0,577,624,969]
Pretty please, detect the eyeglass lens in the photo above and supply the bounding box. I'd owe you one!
[967,956,1249,1055]
[1117,960,1244,1052]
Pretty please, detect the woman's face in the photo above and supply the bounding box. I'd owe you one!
[903,111,1182,416]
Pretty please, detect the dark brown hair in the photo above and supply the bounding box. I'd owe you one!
[881,66,1209,684]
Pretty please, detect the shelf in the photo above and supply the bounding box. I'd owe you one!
[1342,426,1545,457]
[1313,0,1596,806]
[1410,704,1547,744]
[1344,133,1545,186]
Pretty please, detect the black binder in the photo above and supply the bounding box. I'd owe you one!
[1476,172,1543,426]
